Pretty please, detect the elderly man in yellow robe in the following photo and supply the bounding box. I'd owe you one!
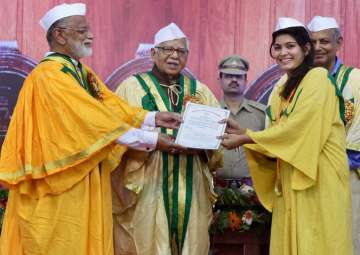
[308,16,360,254]
[112,23,222,255]
[0,3,183,255]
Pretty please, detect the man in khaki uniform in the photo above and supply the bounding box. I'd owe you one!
[216,55,266,178]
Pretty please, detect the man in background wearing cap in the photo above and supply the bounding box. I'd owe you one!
[216,55,265,180]
[308,15,360,253]
[0,3,183,255]
[113,23,222,255]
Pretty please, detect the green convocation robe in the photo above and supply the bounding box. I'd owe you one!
[245,67,352,255]
[112,72,223,255]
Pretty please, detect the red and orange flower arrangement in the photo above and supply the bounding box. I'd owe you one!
[210,178,271,234]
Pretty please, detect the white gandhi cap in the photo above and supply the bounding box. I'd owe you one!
[154,23,186,46]
[39,3,86,32]
[307,16,339,32]
[274,17,306,32]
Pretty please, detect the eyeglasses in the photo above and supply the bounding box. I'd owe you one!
[155,46,188,57]
[57,27,91,35]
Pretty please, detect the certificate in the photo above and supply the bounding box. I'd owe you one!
[175,102,230,150]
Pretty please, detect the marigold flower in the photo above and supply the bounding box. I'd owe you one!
[228,211,241,231]
[87,72,103,100]
[183,95,203,106]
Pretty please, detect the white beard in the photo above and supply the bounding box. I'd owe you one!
[69,40,92,59]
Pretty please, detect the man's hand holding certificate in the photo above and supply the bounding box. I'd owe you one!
[175,103,230,150]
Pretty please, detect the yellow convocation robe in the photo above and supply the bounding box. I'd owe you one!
[335,65,360,254]
[245,68,352,255]
[0,55,147,255]
[113,73,222,255]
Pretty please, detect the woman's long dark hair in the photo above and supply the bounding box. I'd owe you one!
[270,26,315,99]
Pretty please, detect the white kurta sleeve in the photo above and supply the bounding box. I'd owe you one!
[116,128,158,151]
[141,111,157,128]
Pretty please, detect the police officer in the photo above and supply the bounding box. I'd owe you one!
[217,55,266,178]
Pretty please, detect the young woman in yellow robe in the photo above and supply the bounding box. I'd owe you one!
[221,19,352,255]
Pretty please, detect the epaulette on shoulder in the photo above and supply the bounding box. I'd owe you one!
[247,100,266,111]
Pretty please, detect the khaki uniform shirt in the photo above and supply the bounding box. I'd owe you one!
[217,98,266,178]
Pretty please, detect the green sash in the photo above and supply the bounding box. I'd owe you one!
[40,53,96,97]
[265,87,304,123]
[267,73,347,125]
[134,72,196,253]
[334,64,354,94]
[329,64,355,125]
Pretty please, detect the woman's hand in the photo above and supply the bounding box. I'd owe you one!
[219,133,253,149]
[220,118,246,135]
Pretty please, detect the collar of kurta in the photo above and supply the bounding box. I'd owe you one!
[331,57,343,77]
[41,52,100,99]
[45,51,80,67]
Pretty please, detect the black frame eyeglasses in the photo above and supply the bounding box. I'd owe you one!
[155,46,189,57]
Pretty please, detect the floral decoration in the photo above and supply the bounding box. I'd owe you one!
[0,189,8,232]
[183,93,203,106]
[87,72,103,100]
[344,99,354,126]
[210,178,271,234]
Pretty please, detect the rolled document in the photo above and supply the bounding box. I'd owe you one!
[175,102,230,149]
